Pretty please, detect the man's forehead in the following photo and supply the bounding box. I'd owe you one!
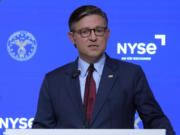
[73,14,106,29]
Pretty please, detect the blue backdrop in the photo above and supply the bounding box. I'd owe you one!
[0,0,179,135]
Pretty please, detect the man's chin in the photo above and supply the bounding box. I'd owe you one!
[88,52,103,57]
[87,53,103,61]
[79,52,104,63]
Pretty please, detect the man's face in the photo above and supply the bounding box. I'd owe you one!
[68,15,110,63]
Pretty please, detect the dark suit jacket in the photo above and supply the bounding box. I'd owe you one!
[33,55,175,135]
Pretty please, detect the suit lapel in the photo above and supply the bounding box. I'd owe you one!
[90,56,118,125]
[65,59,84,120]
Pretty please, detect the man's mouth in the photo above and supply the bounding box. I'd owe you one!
[88,45,98,48]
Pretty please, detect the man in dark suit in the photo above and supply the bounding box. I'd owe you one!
[32,5,175,135]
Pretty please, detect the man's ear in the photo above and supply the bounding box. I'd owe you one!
[68,32,75,44]
[106,28,110,39]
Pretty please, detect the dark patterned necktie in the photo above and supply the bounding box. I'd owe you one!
[84,64,96,124]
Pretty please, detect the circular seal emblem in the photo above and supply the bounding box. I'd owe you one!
[7,31,37,61]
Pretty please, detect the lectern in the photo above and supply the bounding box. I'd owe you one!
[5,129,165,135]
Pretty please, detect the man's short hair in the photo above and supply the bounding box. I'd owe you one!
[68,5,108,31]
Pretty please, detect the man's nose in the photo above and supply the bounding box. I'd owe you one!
[89,30,97,41]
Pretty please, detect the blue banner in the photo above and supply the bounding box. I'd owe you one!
[0,0,179,134]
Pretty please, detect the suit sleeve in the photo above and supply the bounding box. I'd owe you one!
[134,66,175,135]
[32,75,57,128]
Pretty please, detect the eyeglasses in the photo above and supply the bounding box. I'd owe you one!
[72,27,107,38]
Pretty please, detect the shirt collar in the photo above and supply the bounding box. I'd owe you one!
[78,53,106,78]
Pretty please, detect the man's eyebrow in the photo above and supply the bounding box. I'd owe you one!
[79,27,90,29]
[78,26,106,30]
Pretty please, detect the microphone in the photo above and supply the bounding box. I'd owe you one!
[72,70,81,78]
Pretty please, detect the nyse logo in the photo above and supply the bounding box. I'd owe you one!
[117,34,166,61]
[0,117,34,129]
[0,117,34,135]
